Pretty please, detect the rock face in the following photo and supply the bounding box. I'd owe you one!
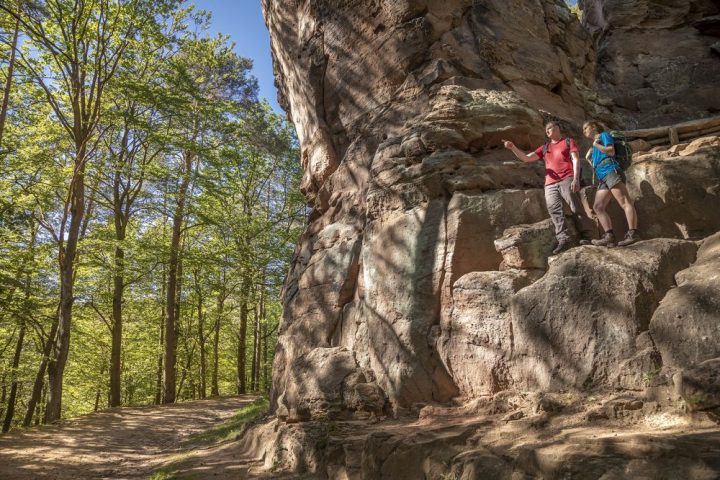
[627,137,720,240]
[511,239,698,391]
[580,0,720,128]
[262,0,720,425]
[264,0,605,416]
[651,232,720,368]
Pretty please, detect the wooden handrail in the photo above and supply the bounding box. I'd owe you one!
[623,116,720,146]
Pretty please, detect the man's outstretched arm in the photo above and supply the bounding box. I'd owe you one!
[502,140,540,162]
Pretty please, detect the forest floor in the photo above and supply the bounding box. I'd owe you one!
[0,395,264,479]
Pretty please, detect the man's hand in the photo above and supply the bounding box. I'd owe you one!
[502,139,515,150]
[572,177,580,193]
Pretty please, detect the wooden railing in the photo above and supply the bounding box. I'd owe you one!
[623,116,720,147]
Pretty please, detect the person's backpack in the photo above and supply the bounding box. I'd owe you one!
[591,131,634,185]
[609,130,633,170]
[541,137,571,159]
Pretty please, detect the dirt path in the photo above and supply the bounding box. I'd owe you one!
[0,396,258,479]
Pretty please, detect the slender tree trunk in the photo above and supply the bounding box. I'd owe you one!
[163,152,192,404]
[196,273,206,400]
[2,324,25,432]
[24,318,58,427]
[251,288,262,392]
[155,264,166,404]
[261,319,268,392]
[4,224,36,431]
[94,364,106,412]
[237,275,250,394]
[46,141,88,423]
[211,286,225,397]
[110,241,124,407]
[176,341,193,399]
[110,170,128,407]
[36,383,47,425]
[0,373,6,419]
[0,17,19,148]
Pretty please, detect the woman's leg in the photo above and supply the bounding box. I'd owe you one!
[593,188,614,232]
[610,182,638,230]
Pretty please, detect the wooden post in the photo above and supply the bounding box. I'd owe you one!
[669,128,679,146]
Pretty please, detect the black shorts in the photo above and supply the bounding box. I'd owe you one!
[598,170,625,190]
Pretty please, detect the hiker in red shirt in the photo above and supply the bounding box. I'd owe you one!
[503,122,594,254]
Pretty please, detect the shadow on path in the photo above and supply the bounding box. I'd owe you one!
[0,396,257,479]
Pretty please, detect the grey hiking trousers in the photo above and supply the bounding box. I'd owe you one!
[544,177,594,243]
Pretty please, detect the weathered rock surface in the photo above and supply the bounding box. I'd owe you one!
[651,231,720,368]
[512,239,698,391]
[240,395,720,479]
[438,270,543,398]
[261,4,720,474]
[678,358,720,412]
[580,0,720,128]
[263,0,607,416]
[494,218,558,270]
[626,137,720,239]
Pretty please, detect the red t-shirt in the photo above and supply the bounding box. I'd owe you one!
[534,138,578,185]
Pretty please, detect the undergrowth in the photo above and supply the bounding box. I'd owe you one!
[186,396,269,445]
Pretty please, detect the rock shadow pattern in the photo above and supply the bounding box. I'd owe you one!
[262,0,720,424]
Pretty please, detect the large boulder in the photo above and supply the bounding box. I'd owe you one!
[277,347,387,421]
[677,358,720,412]
[626,138,720,239]
[438,270,543,398]
[651,231,720,367]
[511,239,698,391]
[494,219,558,270]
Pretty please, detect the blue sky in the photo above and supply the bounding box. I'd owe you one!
[191,0,281,113]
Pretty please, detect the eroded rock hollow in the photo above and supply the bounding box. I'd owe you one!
[262,0,720,425]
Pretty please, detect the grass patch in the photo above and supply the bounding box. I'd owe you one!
[186,396,268,445]
[147,452,193,480]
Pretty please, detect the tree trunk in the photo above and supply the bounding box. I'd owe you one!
[0,17,19,148]
[155,263,166,404]
[109,242,124,407]
[24,318,58,427]
[251,288,262,392]
[36,382,47,425]
[46,142,88,423]
[163,151,192,404]
[211,285,225,397]
[192,270,206,399]
[2,323,25,432]
[236,275,250,394]
[94,364,105,412]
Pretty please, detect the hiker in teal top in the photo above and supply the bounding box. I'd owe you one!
[583,121,639,247]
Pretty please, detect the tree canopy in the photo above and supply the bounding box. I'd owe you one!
[0,0,304,429]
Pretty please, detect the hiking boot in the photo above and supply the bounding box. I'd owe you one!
[578,238,592,246]
[592,232,616,247]
[617,229,639,247]
[552,239,573,255]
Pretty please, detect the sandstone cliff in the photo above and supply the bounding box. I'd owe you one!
[256,1,720,475]
[580,0,720,128]
[264,0,719,419]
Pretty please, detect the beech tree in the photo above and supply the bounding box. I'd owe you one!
[0,1,302,431]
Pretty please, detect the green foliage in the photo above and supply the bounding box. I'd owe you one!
[566,1,583,21]
[0,0,303,430]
